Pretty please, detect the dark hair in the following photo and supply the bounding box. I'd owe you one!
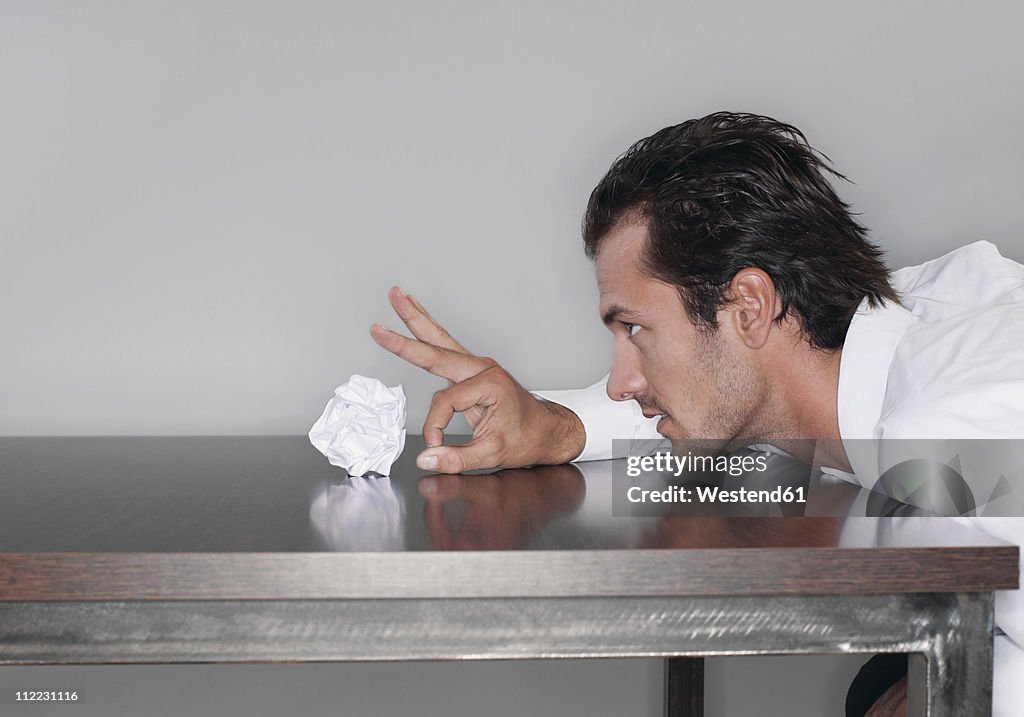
[582,111,897,350]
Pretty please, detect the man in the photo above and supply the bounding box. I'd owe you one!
[371,112,1024,714]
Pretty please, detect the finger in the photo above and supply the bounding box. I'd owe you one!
[405,293,466,350]
[370,324,492,383]
[404,292,438,322]
[388,287,468,354]
[420,378,499,450]
[417,439,502,474]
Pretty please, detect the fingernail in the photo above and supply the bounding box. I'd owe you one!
[417,454,438,470]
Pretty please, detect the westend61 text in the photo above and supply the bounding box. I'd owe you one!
[627,485,807,504]
[625,450,769,477]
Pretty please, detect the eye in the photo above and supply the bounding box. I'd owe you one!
[624,322,641,337]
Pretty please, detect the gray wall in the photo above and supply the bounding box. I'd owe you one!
[2,1,1020,715]
[3,0,1023,436]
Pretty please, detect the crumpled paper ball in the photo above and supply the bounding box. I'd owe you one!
[308,374,407,475]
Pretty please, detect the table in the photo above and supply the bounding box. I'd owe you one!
[0,436,1016,715]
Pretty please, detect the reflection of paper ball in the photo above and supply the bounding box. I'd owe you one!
[309,374,407,476]
[309,476,406,552]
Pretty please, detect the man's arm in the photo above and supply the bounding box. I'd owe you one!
[532,379,661,461]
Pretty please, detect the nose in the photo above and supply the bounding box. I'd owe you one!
[606,340,647,402]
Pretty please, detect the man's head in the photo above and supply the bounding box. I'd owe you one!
[586,112,897,446]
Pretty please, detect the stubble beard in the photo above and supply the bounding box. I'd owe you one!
[670,327,768,457]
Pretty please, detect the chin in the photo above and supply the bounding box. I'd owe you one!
[656,415,682,440]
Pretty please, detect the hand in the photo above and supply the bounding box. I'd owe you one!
[371,287,585,473]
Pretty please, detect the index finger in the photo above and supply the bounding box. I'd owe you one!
[370,325,493,383]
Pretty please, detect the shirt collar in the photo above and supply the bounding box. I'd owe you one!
[837,298,916,441]
[827,299,915,486]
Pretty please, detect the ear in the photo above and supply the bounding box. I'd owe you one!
[723,268,778,349]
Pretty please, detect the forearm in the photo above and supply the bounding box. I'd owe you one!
[532,377,660,462]
[537,400,586,464]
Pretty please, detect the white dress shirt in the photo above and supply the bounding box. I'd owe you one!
[534,241,1024,715]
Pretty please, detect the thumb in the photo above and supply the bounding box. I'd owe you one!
[416,440,500,474]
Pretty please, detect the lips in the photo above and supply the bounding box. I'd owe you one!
[639,400,669,426]
[641,410,671,434]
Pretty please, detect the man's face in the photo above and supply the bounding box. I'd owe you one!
[596,221,765,450]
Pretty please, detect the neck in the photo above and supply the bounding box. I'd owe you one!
[754,340,851,471]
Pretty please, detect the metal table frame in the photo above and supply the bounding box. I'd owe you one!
[0,591,995,716]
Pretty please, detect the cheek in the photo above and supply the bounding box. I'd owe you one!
[643,346,693,395]
[652,347,714,411]
[634,343,664,380]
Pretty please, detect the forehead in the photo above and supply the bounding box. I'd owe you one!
[595,221,668,309]
[595,220,647,291]
[595,220,688,326]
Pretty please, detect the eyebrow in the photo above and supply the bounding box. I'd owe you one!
[602,305,643,326]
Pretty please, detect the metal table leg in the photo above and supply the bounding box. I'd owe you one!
[907,593,994,716]
[665,657,703,717]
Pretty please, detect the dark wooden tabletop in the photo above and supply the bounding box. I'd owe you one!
[0,436,1016,601]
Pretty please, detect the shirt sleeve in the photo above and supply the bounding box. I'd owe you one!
[531,375,661,461]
